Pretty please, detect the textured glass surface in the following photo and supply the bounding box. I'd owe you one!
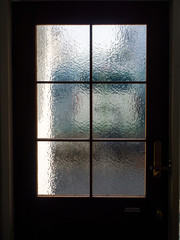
[37,84,90,138]
[38,141,90,195]
[93,84,146,138]
[93,25,146,82]
[36,25,89,81]
[93,142,145,196]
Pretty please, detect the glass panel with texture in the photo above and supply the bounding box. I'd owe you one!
[93,142,146,197]
[36,25,90,82]
[38,141,90,196]
[93,25,146,82]
[36,24,147,197]
[93,84,146,139]
[37,83,90,138]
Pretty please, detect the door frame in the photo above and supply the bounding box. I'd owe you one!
[12,1,170,238]
[0,1,179,240]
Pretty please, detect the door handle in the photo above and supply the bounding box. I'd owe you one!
[153,141,162,178]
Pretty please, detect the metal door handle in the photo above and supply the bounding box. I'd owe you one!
[153,141,162,178]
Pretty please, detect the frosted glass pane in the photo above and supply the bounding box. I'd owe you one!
[93,142,145,197]
[93,25,146,82]
[38,141,90,196]
[37,84,90,138]
[93,84,146,138]
[36,25,90,82]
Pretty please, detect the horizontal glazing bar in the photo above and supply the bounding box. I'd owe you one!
[36,81,90,84]
[37,195,145,198]
[92,81,147,84]
[92,138,146,142]
[37,195,90,198]
[37,138,90,141]
[36,81,147,84]
[37,138,146,142]
[92,195,145,198]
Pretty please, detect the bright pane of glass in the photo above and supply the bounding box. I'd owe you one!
[38,141,90,196]
[93,142,146,197]
[93,25,146,82]
[37,84,90,138]
[36,25,90,82]
[93,84,146,138]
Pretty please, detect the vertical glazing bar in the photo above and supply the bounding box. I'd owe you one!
[90,24,93,197]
